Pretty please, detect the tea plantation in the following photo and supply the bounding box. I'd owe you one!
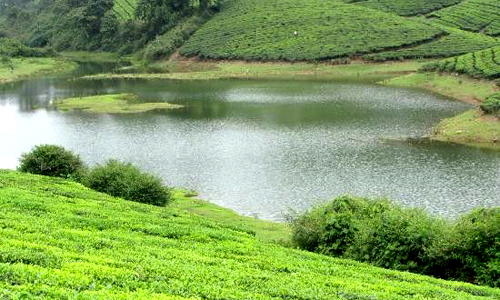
[347,0,463,16]
[422,46,500,79]
[180,0,445,61]
[1,170,500,299]
[429,0,500,36]
[113,0,139,21]
[363,27,500,61]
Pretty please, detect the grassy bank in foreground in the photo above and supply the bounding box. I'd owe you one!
[55,94,183,114]
[432,110,500,150]
[1,170,500,299]
[0,58,76,84]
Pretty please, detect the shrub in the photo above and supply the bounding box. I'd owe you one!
[18,144,87,181]
[344,206,446,274]
[431,207,500,287]
[480,93,500,115]
[84,160,171,206]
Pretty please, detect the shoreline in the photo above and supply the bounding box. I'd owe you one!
[82,58,500,150]
[0,57,77,85]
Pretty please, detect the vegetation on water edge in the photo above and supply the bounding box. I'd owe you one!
[83,60,427,82]
[84,159,172,207]
[480,93,500,115]
[429,0,500,37]
[432,110,500,148]
[422,46,500,79]
[0,37,55,58]
[55,93,183,114]
[0,57,76,84]
[1,170,500,299]
[290,196,500,287]
[382,72,498,104]
[180,0,444,61]
[18,145,87,182]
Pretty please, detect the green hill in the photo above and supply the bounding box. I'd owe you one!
[180,0,444,61]
[364,26,500,61]
[345,0,463,16]
[2,170,500,299]
[429,0,500,36]
[422,46,500,79]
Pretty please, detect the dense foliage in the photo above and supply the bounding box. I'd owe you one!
[181,0,444,61]
[0,37,54,58]
[84,159,171,206]
[290,196,500,287]
[18,144,86,181]
[422,46,500,79]
[480,93,500,115]
[346,0,462,16]
[0,0,217,54]
[1,170,499,299]
[364,27,500,61]
[429,0,500,37]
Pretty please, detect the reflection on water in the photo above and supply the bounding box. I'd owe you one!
[1,66,499,220]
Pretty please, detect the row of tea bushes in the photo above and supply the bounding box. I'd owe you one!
[429,0,500,36]
[364,27,500,61]
[421,46,500,79]
[181,0,444,61]
[1,170,499,299]
[346,0,462,16]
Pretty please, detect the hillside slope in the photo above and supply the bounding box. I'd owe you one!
[180,0,444,60]
[422,46,500,79]
[346,0,463,16]
[429,0,500,36]
[1,170,500,299]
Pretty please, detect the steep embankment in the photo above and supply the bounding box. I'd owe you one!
[1,170,500,299]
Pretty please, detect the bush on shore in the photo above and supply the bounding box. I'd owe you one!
[84,159,171,206]
[290,196,500,287]
[18,144,86,181]
[480,93,500,116]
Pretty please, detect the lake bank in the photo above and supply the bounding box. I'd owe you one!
[0,57,77,84]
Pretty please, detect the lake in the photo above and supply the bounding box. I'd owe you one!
[1,64,499,220]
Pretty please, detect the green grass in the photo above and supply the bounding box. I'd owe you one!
[2,170,500,299]
[60,51,127,64]
[429,0,500,36]
[363,26,500,61]
[0,58,76,84]
[113,0,139,21]
[55,94,183,114]
[422,46,500,79]
[83,60,427,82]
[382,72,498,104]
[432,110,500,149]
[180,0,445,61]
[345,0,463,16]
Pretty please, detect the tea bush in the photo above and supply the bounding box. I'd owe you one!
[84,159,171,206]
[18,144,86,181]
[480,93,500,115]
[347,0,462,16]
[1,170,499,299]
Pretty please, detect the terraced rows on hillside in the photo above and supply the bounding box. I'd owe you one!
[180,0,445,61]
[344,0,463,16]
[422,46,500,79]
[429,0,500,36]
[364,27,500,61]
[2,170,500,299]
[113,0,138,21]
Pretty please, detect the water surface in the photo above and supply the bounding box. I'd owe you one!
[1,66,499,220]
